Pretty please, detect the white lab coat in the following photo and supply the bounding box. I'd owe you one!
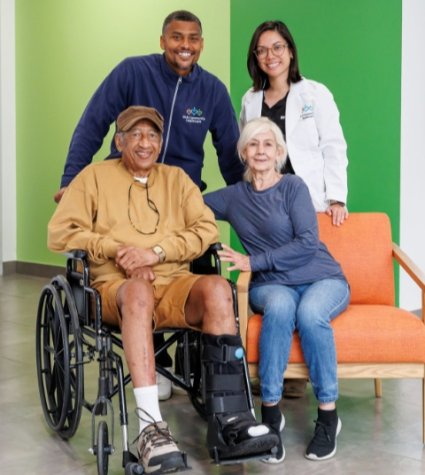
[240,78,348,211]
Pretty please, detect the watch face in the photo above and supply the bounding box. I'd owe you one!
[153,246,165,262]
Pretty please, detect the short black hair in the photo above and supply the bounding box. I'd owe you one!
[247,21,302,91]
[162,10,202,35]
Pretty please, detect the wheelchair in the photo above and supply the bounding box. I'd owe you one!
[35,245,272,474]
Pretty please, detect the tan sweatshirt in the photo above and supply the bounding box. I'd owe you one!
[48,160,219,287]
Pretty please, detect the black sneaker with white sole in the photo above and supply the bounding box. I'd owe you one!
[305,416,342,461]
[260,406,285,464]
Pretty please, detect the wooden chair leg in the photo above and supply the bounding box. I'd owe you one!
[374,378,382,398]
[422,376,425,444]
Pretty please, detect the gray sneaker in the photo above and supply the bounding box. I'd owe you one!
[137,416,186,474]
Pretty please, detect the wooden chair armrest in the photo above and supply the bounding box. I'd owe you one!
[236,271,252,348]
[392,242,425,320]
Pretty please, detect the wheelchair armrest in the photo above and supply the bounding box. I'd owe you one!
[191,243,222,275]
[66,249,90,287]
[65,249,88,260]
[64,250,102,328]
[209,242,223,252]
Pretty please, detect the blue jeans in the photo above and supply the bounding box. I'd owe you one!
[249,279,350,404]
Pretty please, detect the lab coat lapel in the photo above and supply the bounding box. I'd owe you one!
[286,81,303,138]
[246,90,263,122]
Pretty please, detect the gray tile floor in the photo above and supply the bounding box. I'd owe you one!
[1,273,425,474]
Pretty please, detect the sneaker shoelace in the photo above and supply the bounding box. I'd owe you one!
[133,407,179,453]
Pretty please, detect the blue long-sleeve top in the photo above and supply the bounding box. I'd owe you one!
[204,175,345,287]
[61,54,243,188]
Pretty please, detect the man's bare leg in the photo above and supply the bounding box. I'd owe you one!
[117,278,186,473]
[185,274,236,334]
[117,278,156,388]
[185,275,279,461]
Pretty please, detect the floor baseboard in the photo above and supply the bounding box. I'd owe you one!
[2,261,64,278]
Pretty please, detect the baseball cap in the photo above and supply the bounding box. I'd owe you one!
[116,106,164,133]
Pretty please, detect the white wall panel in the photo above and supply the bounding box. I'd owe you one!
[400,0,425,310]
[0,0,16,270]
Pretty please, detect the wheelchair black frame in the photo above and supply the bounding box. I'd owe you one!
[36,244,254,474]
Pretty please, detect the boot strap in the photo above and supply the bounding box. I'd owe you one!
[202,344,245,363]
[206,394,250,415]
[205,373,244,392]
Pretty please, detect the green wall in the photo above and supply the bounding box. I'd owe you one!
[15,0,231,266]
[230,0,401,246]
[15,0,401,266]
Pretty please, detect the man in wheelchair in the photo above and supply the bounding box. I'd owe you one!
[47,105,278,473]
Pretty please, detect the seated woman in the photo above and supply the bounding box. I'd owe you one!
[204,117,350,463]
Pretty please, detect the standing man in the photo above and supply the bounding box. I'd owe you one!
[54,9,243,202]
[48,106,277,473]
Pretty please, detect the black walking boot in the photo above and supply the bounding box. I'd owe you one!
[201,334,279,463]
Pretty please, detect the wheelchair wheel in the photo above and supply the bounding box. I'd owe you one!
[36,276,83,439]
[96,421,110,475]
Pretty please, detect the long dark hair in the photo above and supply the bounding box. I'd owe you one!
[247,21,302,91]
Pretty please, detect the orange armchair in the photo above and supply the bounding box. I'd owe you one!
[237,212,425,442]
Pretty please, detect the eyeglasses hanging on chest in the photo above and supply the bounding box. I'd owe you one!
[127,181,160,235]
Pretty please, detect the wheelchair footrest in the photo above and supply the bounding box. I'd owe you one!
[124,451,191,474]
[211,445,278,465]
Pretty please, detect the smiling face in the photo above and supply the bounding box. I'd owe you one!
[116,119,162,176]
[255,30,293,81]
[160,20,204,76]
[242,129,282,174]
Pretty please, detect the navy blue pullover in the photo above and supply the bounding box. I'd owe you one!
[61,54,243,188]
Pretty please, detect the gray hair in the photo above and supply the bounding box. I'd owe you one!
[237,117,288,182]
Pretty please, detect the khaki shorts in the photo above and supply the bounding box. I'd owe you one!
[93,274,203,330]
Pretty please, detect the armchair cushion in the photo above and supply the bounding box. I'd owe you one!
[247,306,425,364]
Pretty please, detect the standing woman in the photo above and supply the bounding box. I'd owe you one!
[240,20,349,226]
[204,117,350,463]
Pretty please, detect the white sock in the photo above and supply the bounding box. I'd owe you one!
[134,385,163,433]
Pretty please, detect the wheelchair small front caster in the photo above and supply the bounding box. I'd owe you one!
[96,421,112,475]
[125,462,144,474]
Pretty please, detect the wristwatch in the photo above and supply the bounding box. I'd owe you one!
[152,245,166,263]
[329,200,345,207]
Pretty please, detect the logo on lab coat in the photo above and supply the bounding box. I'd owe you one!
[301,103,314,119]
